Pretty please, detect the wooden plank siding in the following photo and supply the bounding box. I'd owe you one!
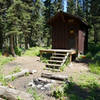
[48,11,89,54]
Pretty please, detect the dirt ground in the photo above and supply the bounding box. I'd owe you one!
[2,56,90,100]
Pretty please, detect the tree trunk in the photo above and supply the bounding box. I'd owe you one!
[10,35,16,57]
[25,34,29,49]
[0,34,3,50]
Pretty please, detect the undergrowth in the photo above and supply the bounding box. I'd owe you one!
[60,56,70,71]
[27,88,43,100]
[53,74,100,100]
[0,55,14,85]
[85,42,100,75]
[9,66,21,74]
[23,47,47,57]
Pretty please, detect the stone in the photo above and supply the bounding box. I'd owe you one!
[41,87,45,90]
[37,85,42,88]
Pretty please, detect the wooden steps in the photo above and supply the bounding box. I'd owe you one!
[40,49,76,69]
[46,51,70,68]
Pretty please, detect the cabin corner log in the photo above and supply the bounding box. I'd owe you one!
[41,73,68,81]
[5,69,37,80]
[0,86,33,100]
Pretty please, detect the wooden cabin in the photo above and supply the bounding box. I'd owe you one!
[48,11,89,54]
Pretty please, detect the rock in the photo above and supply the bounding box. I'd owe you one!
[44,83,52,90]
[37,85,42,88]
[29,70,37,74]
[28,81,36,88]
[28,82,34,86]
[44,83,52,88]
[41,87,45,90]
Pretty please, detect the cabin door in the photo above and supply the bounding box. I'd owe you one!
[67,34,76,49]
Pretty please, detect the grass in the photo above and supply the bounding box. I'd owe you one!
[85,42,100,75]
[23,47,47,57]
[9,66,21,74]
[0,56,14,68]
[53,74,100,100]
[27,88,43,100]
[60,56,70,72]
[89,63,100,75]
[0,54,14,85]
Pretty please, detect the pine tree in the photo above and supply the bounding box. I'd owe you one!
[91,0,100,43]
[67,0,76,15]
[0,0,6,50]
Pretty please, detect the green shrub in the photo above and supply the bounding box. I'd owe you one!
[23,47,46,57]
[15,47,23,56]
[89,63,100,74]
[27,88,42,100]
[0,74,8,85]
[86,52,92,59]
[53,86,64,99]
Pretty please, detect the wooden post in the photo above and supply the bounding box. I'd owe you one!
[70,54,72,62]
[40,51,42,60]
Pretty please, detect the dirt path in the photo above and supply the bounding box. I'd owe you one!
[2,56,90,100]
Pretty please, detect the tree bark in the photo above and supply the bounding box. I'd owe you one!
[10,35,16,57]
[25,33,29,49]
[0,86,33,100]
[5,69,37,80]
[0,33,3,50]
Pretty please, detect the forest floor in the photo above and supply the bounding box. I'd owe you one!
[1,56,100,100]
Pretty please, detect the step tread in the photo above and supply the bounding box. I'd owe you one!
[48,60,63,63]
[52,53,66,56]
[46,63,61,67]
[51,56,65,59]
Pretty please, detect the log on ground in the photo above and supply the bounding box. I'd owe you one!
[0,86,33,100]
[5,69,37,80]
[41,73,68,81]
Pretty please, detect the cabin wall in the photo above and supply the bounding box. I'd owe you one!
[51,14,87,52]
[52,16,65,49]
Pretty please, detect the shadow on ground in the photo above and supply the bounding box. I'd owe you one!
[64,81,100,100]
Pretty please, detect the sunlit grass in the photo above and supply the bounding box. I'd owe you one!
[23,47,47,57]
[0,55,14,85]
[0,56,14,68]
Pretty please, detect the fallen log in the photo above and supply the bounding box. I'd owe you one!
[0,86,33,100]
[0,97,4,100]
[0,83,2,86]
[41,73,68,81]
[38,77,56,83]
[5,69,37,80]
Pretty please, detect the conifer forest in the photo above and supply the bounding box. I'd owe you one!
[0,0,100,100]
